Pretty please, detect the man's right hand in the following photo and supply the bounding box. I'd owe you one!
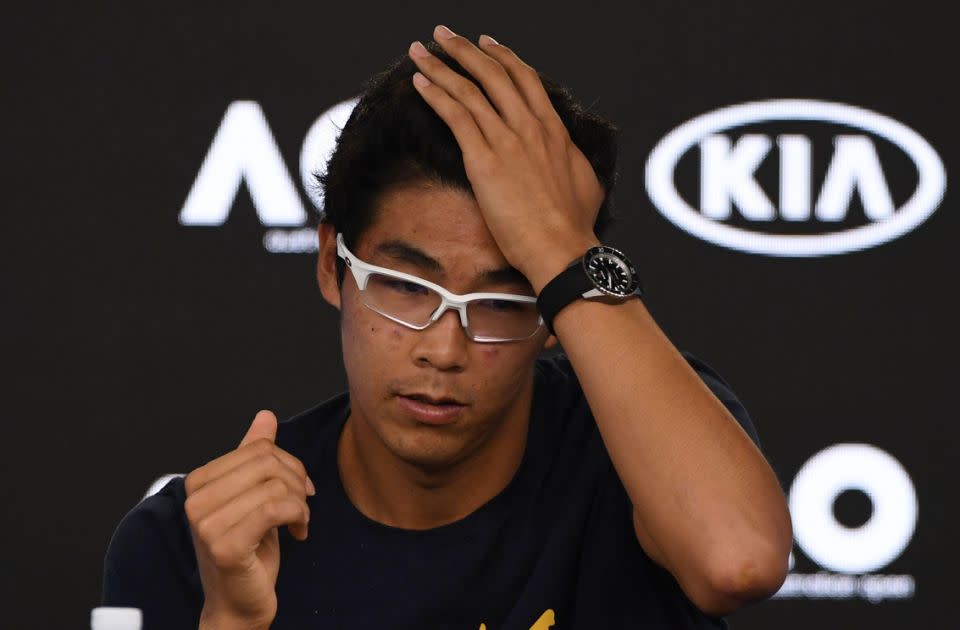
[184,410,315,630]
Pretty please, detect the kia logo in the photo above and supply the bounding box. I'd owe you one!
[644,99,946,257]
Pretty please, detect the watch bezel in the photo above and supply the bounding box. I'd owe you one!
[581,245,640,297]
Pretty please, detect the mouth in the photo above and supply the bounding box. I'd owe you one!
[398,392,466,406]
[395,392,467,425]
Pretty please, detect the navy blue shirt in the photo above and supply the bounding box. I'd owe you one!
[102,351,763,629]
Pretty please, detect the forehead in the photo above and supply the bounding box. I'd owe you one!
[358,183,506,267]
[361,182,503,253]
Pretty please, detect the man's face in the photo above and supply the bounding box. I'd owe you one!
[317,182,556,472]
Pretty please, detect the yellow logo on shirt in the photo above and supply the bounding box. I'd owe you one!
[479,608,555,629]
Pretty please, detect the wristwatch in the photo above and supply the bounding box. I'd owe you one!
[536,244,643,337]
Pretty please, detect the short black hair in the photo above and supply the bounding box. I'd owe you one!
[316,39,621,289]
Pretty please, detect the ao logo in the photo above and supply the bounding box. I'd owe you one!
[788,443,917,574]
[179,99,360,226]
[645,99,946,257]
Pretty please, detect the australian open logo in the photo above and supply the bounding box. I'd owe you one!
[644,99,946,257]
[179,99,360,254]
[776,443,918,603]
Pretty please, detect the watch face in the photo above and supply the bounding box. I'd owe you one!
[583,246,640,297]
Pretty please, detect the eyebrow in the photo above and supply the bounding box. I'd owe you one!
[374,239,531,288]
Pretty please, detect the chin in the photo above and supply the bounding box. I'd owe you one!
[382,422,481,473]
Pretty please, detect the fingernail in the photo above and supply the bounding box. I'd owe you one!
[305,476,316,495]
[435,24,456,40]
[409,40,429,58]
[412,72,431,88]
[479,34,498,47]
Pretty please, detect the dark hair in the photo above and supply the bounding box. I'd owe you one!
[315,39,621,289]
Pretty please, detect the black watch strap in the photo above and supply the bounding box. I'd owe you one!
[536,257,597,337]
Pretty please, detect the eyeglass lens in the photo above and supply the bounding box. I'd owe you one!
[361,273,540,340]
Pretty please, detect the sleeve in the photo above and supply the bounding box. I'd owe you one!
[101,476,204,630]
[680,350,762,450]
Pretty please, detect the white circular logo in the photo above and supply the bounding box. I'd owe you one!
[788,443,918,573]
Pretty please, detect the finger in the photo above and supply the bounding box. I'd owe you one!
[477,35,570,141]
[411,70,497,167]
[409,39,514,147]
[185,450,308,524]
[240,410,278,447]
[426,26,537,134]
[271,447,315,496]
[186,438,314,498]
[208,497,310,570]
[185,438,274,496]
[194,478,310,546]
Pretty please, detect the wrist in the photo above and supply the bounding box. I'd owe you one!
[525,234,601,295]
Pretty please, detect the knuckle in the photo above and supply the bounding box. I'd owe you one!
[471,151,498,175]
[289,455,308,479]
[500,132,523,151]
[267,451,284,468]
[255,452,280,473]
[208,538,236,568]
[520,121,545,143]
[278,450,307,478]
[455,80,483,103]
[194,516,216,544]
[184,469,202,495]
[266,477,288,497]
[259,499,282,522]
[549,121,571,145]
[448,106,472,127]
[252,438,273,455]
[482,55,505,74]
[184,494,201,522]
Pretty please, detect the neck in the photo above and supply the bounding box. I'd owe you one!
[337,376,534,530]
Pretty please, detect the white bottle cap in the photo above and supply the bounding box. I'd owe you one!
[90,607,143,630]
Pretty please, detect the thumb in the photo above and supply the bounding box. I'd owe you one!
[239,409,278,447]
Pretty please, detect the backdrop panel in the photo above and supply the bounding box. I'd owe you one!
[3,2,956,627]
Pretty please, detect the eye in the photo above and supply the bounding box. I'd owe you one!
[385,279,429,295]
[474,299,524,312]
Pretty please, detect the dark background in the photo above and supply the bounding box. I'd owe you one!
[4,2,956,627]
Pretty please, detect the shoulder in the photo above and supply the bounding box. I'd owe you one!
[106,475,190,556]
[101,475,200,607]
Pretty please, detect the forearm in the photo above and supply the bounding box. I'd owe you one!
[551,295,792,600]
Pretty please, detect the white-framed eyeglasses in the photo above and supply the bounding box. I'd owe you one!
[336,233,545,343]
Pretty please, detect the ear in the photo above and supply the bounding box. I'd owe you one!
[317,222,341,310]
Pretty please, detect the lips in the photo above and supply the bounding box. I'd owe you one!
[395,392,467,425]
[399,392,465,406]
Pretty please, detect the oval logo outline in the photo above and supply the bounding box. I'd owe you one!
[644,99,946,257]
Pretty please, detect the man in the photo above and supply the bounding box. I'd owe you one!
[102,26,792,629]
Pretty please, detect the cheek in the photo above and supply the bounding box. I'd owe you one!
[479,346,500,362]
[341,300,401,369]
[346,315,407,353]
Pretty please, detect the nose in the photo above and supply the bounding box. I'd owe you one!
[411,307,469,371]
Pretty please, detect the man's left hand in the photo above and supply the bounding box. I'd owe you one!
[408,25,604,292]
